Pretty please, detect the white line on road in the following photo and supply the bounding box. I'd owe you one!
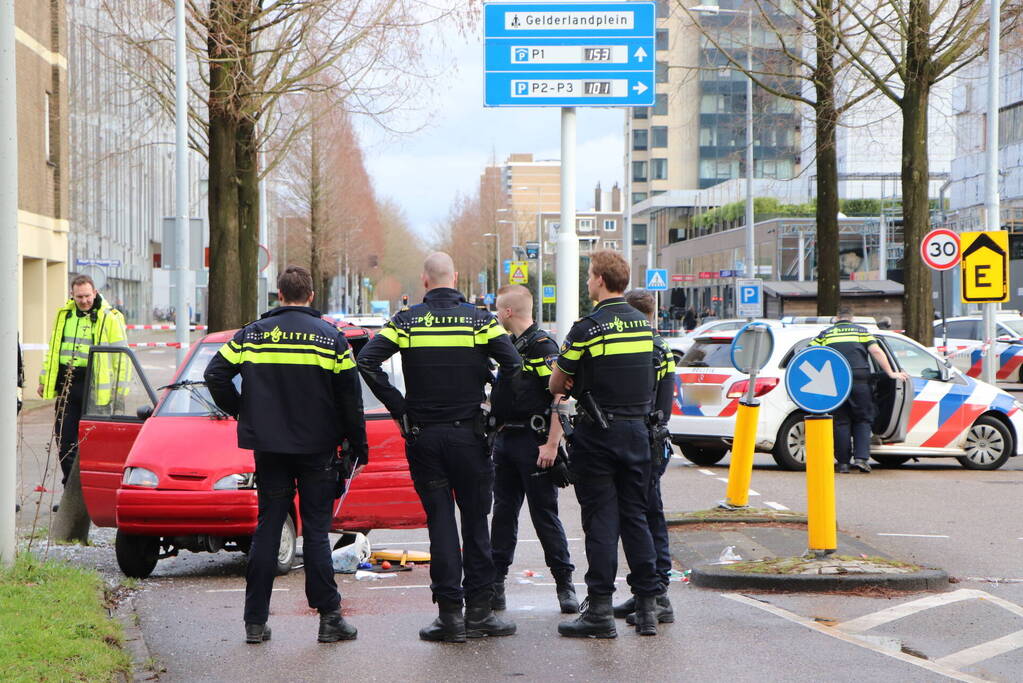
[836,589,983,634]
[877,533,949,539]
[935,629,1023,669]
[764,502,789,511]
[715,477,729,483]
[698,469,715,476]
[962,577,1023,584]
[723,594,984,683]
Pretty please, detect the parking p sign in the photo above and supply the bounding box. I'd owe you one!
[736,279,762,318]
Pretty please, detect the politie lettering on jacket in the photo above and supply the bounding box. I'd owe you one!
[246,326,335,346]
[560,315,650,353]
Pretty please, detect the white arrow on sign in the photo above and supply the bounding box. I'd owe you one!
[634,46,648,61]
[798,359,837,397]
[632,81,648,95]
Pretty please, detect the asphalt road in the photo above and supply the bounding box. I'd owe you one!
[13,346,1023,682]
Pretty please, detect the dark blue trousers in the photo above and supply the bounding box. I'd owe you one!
[834,381,875,465]
[245,450,339,625]
[406,423,495,604]
[646,446,672,591]
[569,419,659,598]
[490,429,573,579]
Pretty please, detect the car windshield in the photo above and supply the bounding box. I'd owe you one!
[1001,319,1023,337]
[679,339,734,368]
[155,342,404,417]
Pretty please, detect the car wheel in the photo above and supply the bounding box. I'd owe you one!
[275,515,297,576]
[333,530,370,551]
[677,445,728,466]
[872,456,912,468]
[114,530,160,579]
[772,412,807,471]
[957,415,1013,470]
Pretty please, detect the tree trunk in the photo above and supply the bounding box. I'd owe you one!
[309,123,323,297]
[813,0,840,316]
[50,455,90,544]
[901,80,934,344]
[237,116,259,320]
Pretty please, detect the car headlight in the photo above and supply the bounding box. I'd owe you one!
[122,467,159,488]
[213,473,256,490]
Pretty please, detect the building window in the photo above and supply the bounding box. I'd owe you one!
[633,224,648,245]
[656,29,669,51]
[579,239,595,253]
[651,158,668,180]
[632,161,648,182]
[656,61,668,83]
[633,107,649,120]
[1000,101,1023,147]
[653,93,668,116]
[603,240,621,250]
[656,0,669,18]
[632,128,648,151]
[603,219,617,232]
[651,126,668,148]
[45,91,55,164]
[632,192,648,204]
[578,218,594,232]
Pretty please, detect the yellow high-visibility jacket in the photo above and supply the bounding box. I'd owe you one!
[39,297,127,403]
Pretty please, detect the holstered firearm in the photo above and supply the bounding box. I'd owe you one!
[578,392,609,430]
[333,443,357,499]
[647,410,672,476]
[475,410,498,451]
[555,402,574,444]
[397,414,419,443]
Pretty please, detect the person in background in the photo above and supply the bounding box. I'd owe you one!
[683,307,697,332]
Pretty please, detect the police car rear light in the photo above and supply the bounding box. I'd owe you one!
[726,377,779,399]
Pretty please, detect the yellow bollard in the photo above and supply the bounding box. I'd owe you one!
[724,401,759,508]
[804,415,837,553]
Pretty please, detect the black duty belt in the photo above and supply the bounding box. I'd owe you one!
[578,411,646,423]
[417,419,475,429]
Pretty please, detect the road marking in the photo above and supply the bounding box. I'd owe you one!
[205,588,289,593]
[877,533,949,539]
[963,577,1023,583]
[716,477,729,483]
[836,589,985,634]
[935,629,1023,669]
[698,469,715,476]
[723,594,984,683]
[764,501,789,511]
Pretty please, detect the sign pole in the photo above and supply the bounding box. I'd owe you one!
[941,270,948,351]
[982,0,1000,386]
[0,0,17,567]
[556,106,578,341]
[722,324,773,509]
[174,0,190,367]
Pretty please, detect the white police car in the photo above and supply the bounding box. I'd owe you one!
[933,313,1023,382]
[665,318,784,364]
[670,326,1023,470]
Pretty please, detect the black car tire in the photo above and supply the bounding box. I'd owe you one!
[275,515,297,576]
[115,530,160,579]
[957,415,1013,470]
[677,445,728,466]
[772,412,807,471]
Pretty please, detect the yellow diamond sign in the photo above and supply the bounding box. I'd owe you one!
[960,231,1009,303]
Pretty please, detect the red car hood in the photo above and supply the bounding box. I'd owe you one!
[125,416,252,490]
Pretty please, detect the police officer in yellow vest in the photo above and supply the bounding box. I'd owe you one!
[37,275,127,484]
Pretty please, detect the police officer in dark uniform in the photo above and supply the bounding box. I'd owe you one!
[204,265,368,645]
[357,252,522,643]
[488,284,577,615]
[809,305,907,473]
[550,250,660,638]
[616,289,676,625]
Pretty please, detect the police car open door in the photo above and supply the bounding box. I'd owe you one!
[872,338,913,442]
[78,346,158,527]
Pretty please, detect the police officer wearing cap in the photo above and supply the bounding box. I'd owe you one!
[550,250,660,638]
[357,252,522,643]
[809,304,907,473]
[615,288,676,626]
[204,265,368,645]
[488,284,577,615]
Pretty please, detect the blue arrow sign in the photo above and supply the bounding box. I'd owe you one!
[645,268,668,291]
[485,71,654,107]
[784,347,853,414]
[486,37,654,71]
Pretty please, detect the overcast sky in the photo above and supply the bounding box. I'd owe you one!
[357,33,625,242]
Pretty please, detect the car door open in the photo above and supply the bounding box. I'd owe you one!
[78,346,158,527]
[871,338,912,442]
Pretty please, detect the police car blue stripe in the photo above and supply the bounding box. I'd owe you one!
[937,389,969,425]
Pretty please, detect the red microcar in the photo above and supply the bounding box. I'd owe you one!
[77,327,425,578]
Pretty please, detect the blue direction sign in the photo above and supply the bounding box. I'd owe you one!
[484,2,656,108]
[645,268,668,291]
[784,347,853,414]
[484,293,496,305]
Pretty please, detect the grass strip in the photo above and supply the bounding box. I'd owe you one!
[0,554,130,682]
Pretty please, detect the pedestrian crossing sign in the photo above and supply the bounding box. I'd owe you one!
[645,268,668,291]
[510,261,529,284]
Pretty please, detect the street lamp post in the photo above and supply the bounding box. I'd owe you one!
[692,3,756,280]
[483,232,501,293]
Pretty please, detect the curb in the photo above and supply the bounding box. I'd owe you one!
[113,593,159,682]
[666,514,807,526]
[690,564,950,592]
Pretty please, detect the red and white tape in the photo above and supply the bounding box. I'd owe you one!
[21,342,190,350]
[125,324,208,331]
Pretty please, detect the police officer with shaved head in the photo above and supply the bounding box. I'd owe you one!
[357,252,522,643]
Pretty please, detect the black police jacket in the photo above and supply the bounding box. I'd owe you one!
[357,287,521,424]
[203,306,369,461]
[652,333,676,424]
[491,322,559,423]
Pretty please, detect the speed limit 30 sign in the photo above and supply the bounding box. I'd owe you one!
[921,228,961,270]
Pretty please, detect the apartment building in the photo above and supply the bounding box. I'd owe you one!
[17,0,69,387]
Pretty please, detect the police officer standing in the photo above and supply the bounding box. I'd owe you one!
[550,250,660,638]
[810,305,907,473]
[357,252,521,643]
[488,284,577,615]
[616,289,676,626]
[204,266,368,645]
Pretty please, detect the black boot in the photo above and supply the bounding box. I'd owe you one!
[553,571,579,614]
[491,581,507,611]
[465,592,516,638]
[612,595,635,619]
[318,610,357,643]
[419,599,466,643]
[626,593,675,624]
[633,595,657,636]
[244,623,271,644]
[558,594,616,638]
